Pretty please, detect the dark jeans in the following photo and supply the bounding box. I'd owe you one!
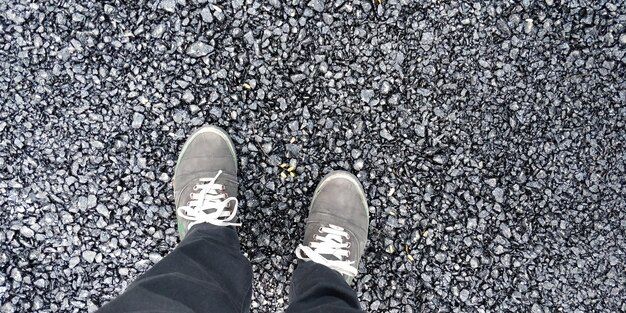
[97,224,364,313]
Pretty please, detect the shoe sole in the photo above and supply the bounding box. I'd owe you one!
[310,170,369,217]
[175,125,238,173]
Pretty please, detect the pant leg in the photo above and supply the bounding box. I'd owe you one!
[97,224,252,313]
[286,261,364,313]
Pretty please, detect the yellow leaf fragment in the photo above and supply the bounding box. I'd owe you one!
[243,82,251,89]
[280,163,288,168]
[287,165,296,172]
[280,172,287,179]
[407,254,414,262]
[289,172,295,177]
[290,137,296,143]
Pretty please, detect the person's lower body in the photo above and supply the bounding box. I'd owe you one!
[97,223,363,313]
[97,125,368,313]
[97,224,252,313]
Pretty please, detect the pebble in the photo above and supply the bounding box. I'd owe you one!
[182,90,195,103]
[96,204,110,218]
[492,187,505,203]
[360,89,375,103]
[524,19,534,34]
[353,159,364,171]
[158,0,176,12]
[82,251,97,263]
[186,42,213,57]
[380,129,394,141]
[19,226,34,238]
[131,113,144,129]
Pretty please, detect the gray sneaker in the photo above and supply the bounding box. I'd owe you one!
[295,171,369,283]
[174,126,239,239]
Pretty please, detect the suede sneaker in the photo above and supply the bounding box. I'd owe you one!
[295,171,369,283]
[173,126,239,239]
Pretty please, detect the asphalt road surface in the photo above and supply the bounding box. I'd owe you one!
[1,0,625,312]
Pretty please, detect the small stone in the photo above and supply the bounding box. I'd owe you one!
[620,34,626,45]
[370,300,381,311]
[380,81,391,94]
[380,129,394,141]
[231,0,244,10]
[308,0,324,12]
[200,7,213,23]
[104,4,114,14]
[131,113,145,129]
[360,89,374,103]
[1,303,15,313]
[492,187,505,203]
[459,289,470,302]
[159,173,170,182]
[421,32,434,48]
[261,143,273,154]
[290,74,306,83]
[134,260,151,271]
[96,204,110,219]
[87,195,97,209]
[33,278,46,288]
[186,42,213,58]
[82,250,97,263]
[524,19,534,34]
[416,88,432,96]
[69,256,80,268]
[19,226,35,238]
[118,192,131,205]
[353,159,364,171]
[149,253,163,263]
[433,155,446,164]
[10,269,21,282]
[182,90,195,103]
[158,0,176,12]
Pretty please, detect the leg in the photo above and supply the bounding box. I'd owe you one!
[288,171,369,313]
[287,262,363,313]
[97,224,252,313]
[98,126,249,312]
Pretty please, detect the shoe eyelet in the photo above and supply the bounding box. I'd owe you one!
[346,242,351,248]
[318,227,324,232]
[346,234,350,240]
[347,251,351,257]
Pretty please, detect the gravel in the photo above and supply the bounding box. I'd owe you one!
[1,0,625,312]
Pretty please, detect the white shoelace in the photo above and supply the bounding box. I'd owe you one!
[295,224,358,277]
[176,170,240,229]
